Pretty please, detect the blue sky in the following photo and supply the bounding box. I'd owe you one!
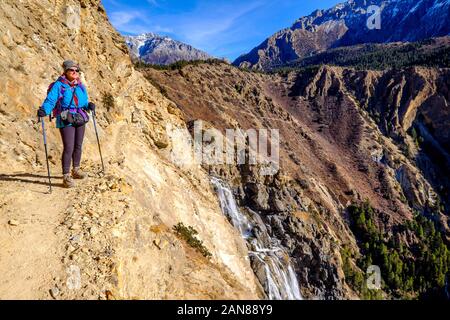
[102,0,342,61]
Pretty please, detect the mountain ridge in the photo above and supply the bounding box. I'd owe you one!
[234,0,450,70]
[277,36,450,71]
[125,33,212,65]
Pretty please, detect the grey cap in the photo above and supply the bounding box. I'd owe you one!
[62,60,79,71]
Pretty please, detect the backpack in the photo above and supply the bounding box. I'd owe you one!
[47,79,86,121]
[47,81,66,121]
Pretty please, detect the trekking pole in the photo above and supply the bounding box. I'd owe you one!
[92,110,105,173]
[39,116,52,193]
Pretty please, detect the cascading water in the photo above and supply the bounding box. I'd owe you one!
[211,177,302,300]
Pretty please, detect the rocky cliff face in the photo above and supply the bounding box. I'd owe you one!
[125,33,212,65]
[341,66,450,217]
[143,61,450,299]
[234,0,450,70]
[0,0,262,299]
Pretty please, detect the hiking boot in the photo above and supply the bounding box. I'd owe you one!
[72,167,87,179]
[63,174,75,188]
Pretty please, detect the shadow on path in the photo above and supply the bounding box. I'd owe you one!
[0,173,65,188]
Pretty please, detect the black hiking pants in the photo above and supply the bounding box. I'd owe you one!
[59,125,86,174]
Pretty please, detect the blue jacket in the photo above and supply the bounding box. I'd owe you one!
[41,76,89,128]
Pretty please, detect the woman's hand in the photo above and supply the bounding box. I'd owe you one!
[37,107,46,118]
[87,102,96,113]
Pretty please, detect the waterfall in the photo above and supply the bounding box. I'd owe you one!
[211,177,302,300]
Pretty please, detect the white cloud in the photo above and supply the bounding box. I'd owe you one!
[182,1,267,56]
[151,25,174,33]
[110,11,144,28]
[162,1,265,49]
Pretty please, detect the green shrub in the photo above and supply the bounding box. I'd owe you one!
[173,222,212,258]
[341,245,382,300]
[347,201,450,299]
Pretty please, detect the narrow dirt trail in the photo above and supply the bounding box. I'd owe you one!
[0,120,138,300]
[0,120,137,300]
[0,171,69,299]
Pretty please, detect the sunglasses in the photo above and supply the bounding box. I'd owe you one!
[67,68,80,73]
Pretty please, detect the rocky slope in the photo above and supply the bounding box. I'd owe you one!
[284,36,450,70]
[0,0,262,299]
[143,61,450,299]
[234,0,450,70]
[125,33,212,65]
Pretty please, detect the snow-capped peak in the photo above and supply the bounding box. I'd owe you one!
[124,33,213,65]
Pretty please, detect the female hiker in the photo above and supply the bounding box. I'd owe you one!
[37,60,96,188]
